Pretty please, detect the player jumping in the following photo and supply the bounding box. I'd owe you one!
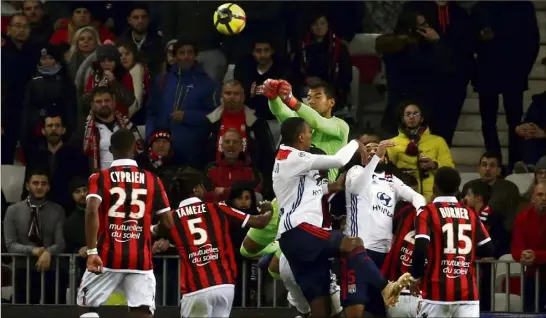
[152,169,273,318]
[272,116,411,317]
[343,140,426,318]
[410,167,494,318]
[79,129,174,318]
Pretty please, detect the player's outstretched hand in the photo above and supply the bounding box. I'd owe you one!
[277,80,298,109]
[262,79,280,100]
[87,255,103,274]
[257,201,273,214]
[376,140,395,159]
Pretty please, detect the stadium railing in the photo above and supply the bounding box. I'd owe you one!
[1,253,543,313]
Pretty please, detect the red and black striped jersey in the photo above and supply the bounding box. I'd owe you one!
[415,198,491,302]
[382,203,416,281]
[169,198,250,294]
[87,159,170,272]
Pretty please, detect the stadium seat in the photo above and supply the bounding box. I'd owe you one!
[224,64,235,83]
[505,173,534,195]
[459,172,480,191]
[349,66,360,108]
[1,165,25,204]
[495,254,522,292]
[494,293,523,312]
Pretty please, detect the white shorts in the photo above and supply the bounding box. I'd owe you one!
[279,253,342,316]
[418,301,480,318]
[77,270,156,313]
[387,294,420,317]
[180,285,234,318]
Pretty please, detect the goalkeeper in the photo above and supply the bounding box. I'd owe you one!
[262,79,350,182]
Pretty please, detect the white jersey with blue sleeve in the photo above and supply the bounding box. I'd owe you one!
[345,159,426,253]
[274,141,359,237]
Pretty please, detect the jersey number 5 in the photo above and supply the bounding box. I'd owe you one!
[442,223,472,255]
[188,218,208,245]
[108,187,147,219]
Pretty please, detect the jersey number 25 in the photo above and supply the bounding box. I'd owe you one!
[108,187,147,219]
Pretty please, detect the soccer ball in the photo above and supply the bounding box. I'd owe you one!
[213,3,246,36]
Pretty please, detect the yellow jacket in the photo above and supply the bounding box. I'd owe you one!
[387,128,455,202]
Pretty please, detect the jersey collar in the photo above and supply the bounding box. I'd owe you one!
[111,159,138,167]
[179,197,202,207]
[432,196,459,203]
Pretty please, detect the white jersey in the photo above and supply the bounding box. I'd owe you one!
[274,141,358,237]
[345,156,426,253]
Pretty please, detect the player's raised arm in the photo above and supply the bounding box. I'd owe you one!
[393,176,426,211]
[216,201,272,229]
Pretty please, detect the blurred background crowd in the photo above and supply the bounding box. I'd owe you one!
[1,0,545,313]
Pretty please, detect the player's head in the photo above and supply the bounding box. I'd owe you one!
[109,128,136,159]
[463,179,492,210]
[432,167,461,198]
[306,81,336,117]
[169,168,205,202]
[280,117,312,151]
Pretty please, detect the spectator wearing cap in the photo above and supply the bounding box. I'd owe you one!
[24,114,89,211]
[511,182,546,312]
[515,91,546,168]
[22,1,53,45]
[1,14,38,164]
[523,156,546,203]
[146,40,218,168]
[118,4,163,77]
[83,87,144,171]
[63,176,88,256]
[205,80,275,197]
[21,43,77,152]
[82,42,137,119]
[136,128,185,187]
[159,2,227,84]
[49,3,113,45]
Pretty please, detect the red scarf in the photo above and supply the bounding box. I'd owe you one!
[216,110,248,162]
[83,111,144,170]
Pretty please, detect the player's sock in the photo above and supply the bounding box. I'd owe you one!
[348,246,388,290]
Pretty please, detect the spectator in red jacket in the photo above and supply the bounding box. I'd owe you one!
[204,129,261,202]
[82,43,136,117]
[49,3,113,45]
[511,182,546,312]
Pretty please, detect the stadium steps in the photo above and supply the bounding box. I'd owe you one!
[451,3,546,166]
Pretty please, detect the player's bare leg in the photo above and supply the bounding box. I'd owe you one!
[310,295,332,317]
[128,306,153,318]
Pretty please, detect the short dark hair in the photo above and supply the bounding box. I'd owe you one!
[223,79,243,89]
[466,179,492,204]
[397,100,425,123]
[434,167,461,196]
[110,128,135,155]
[479,151,502,166]
[173,40,198,54]
[43,111,64,126]
[308,81,336,100]
[25,168,50,183]
[252,38,274,49]
[280,117,307,146]
[169,168,203,202]
[90,86,113,101]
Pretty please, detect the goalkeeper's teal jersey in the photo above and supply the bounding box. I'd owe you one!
[269,97,350,181]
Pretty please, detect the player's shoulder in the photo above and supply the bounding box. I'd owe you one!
[275,147,311,162]
[347,164,364,176]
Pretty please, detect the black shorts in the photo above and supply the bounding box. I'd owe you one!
[279,223,344,303]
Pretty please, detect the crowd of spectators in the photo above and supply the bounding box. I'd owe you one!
[1,0,545,311]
